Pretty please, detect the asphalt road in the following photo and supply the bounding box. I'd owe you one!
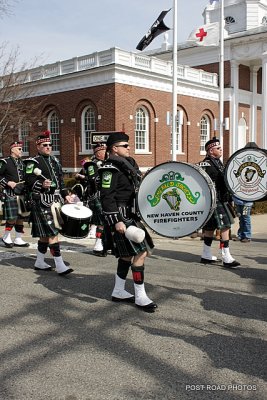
[0,214,266,400]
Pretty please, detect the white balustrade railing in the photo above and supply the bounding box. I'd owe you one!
[8,47,218,87]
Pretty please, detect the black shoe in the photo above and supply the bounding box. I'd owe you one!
[2,239,14,248]
[58,268,74,276]
[232,237,240,241]
[34,266,53,271]
[223,260,240,268]
[14,242,30,247]
[240,238,251,243]
[200,257,219,264]
[92,250,107,257]
[136,302,158,313]
[112,296,135,303]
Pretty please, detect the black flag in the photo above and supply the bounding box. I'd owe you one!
[136,9,171,51]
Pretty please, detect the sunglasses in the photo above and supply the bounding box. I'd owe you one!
[115,144,130,148]
[42,143,52,148]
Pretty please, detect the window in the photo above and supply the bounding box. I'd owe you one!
[225,16,235,25]
[82,106,96,151]
[200,115,210,153]
[19,121,30,153]
[48,112,60,153]
[135,107,149,152]
[176,110,183,153]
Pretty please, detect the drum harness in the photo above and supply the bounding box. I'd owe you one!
[99,155,142,221]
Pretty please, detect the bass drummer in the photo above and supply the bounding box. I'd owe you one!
[24,130,73,275]
[200,137,240,268]
[99,131,157,313]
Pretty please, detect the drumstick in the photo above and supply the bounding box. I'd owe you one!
[16,181,25,184]
[33,167,48,180]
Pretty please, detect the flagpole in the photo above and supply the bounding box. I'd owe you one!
[219,0,224,154]
[172,0,177,161]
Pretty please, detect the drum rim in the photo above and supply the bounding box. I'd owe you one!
[137,161,216,238]
[61,203,92,218]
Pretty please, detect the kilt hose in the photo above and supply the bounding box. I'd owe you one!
[203,200,232,231]
[30,201,60,238]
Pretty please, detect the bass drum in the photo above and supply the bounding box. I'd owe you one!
[225,147,267,202]
[60,203,92,239]
[137,161,216,238]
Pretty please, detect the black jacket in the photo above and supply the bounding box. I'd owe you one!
[99,155,141,225]
[202,155,231,203]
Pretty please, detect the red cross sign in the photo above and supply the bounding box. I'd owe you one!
[196,28,207,42]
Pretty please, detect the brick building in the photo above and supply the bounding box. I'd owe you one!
[1,0,266,173]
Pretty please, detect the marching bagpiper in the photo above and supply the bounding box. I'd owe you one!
[0,141,30,248]
[24,130,73,275]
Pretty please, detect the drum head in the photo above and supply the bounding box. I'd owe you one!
[61,203,92,219]
[225,147,267,201]
[137,162,216,238]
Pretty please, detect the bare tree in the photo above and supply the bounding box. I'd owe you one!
[0,0,17,18]
[0,42,46,149]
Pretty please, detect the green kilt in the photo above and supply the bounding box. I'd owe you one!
[106,218,154,258]
[30,201,60,238]
[3,195,20,220]
[203,200,233,231]
[88,196,104,226]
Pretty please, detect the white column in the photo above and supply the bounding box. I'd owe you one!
[250,66,260,143]
[230,60,239,153]
[171,0,178,161]
[261,52,267,148]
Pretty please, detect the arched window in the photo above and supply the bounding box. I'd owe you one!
[135,107,149,152]
[200,115,211,153]
[48,111,60,153]
[19,120,30,154]
[81,106,96,151]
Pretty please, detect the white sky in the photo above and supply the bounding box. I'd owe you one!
[0,0,209,66]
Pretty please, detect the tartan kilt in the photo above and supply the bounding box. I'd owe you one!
[3,195,20,220]
[203,200,232,231]
[106,217,154,258]
[30,201,60,238]
[88,196,104,226]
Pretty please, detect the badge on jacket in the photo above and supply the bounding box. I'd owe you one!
[102,171,112,188]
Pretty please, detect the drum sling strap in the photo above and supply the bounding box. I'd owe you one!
[108,155,142,210]
[51,202,64,229]
[17,195,31,217]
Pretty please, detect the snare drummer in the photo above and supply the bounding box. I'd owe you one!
[24,131,73,275]
[200,137,240,268]
[99,132,157,313]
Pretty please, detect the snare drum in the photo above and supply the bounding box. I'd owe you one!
[60,203,92,239]
[137,161,216,238]
[224,147,267,202]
